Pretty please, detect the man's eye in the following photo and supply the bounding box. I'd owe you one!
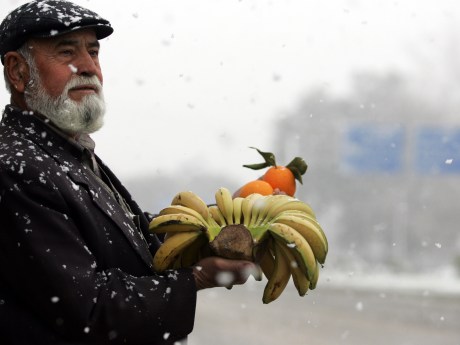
[89,50,99,57]
[60,49,73,56]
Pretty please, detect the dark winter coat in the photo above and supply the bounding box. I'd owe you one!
[0,105,197,345]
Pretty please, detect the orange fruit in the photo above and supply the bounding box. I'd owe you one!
[262,166,296,196]
[241,147,308,198]
[236,180,274,198]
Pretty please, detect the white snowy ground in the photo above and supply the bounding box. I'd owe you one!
[323,269,460,296]
[189,270,460,345]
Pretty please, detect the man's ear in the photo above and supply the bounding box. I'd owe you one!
[4,52,30,93]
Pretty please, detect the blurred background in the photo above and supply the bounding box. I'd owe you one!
[1,0,459,343]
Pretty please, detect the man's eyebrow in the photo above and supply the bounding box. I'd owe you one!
[88,41,100,49]
[54,39,100,49]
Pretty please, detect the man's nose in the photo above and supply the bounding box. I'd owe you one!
[73,51,100,77]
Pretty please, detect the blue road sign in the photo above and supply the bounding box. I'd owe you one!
[415,126,460,174]
[342,123,405,174]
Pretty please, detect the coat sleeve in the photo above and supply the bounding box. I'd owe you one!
[0,162,197,344]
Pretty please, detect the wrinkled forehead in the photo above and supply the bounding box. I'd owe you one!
[28,28,100,50]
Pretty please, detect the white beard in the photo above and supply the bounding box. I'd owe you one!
[24,63,106,135]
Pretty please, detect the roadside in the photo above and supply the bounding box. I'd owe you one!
[189,271,460,345]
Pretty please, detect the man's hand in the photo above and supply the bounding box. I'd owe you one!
[192,256,262,290]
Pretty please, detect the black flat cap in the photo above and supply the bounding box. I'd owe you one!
[0,0,113,64]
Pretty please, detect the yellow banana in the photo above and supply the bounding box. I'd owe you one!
[215,187,234,225]
[208,205,226,227]
[254,194,290,226]
[163,232,178,241]
[180,234,208,268]
[262,239,291,304]
[309,261,320,290]
[261,195,296,222]
[241,193,262,227]
[267,199,316,221]
[171,191,211,221]
[149,213,206,233]
[172,255,183,270]
[153,231,203,272]
[273,214,328,264]
[254,239,275,281]
[249,196,266,228]
[268,222,317,280]
[159,205,222,241]
[159,205,210,227]
[275,238,310,296]
[232,197,244,224]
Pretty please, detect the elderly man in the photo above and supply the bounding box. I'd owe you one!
[0,1,258,344]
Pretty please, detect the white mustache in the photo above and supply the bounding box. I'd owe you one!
[65,76,102,94]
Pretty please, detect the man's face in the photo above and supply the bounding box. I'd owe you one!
[23,29,106,135]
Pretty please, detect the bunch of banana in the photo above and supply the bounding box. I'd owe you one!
[148,190,221,271]
[149,187,328,304]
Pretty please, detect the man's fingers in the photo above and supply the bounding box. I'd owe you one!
[244,264,263,281]
[215,271,235,287]
[193,257,261,290]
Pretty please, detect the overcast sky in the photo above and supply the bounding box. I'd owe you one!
[1,0,459,183]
